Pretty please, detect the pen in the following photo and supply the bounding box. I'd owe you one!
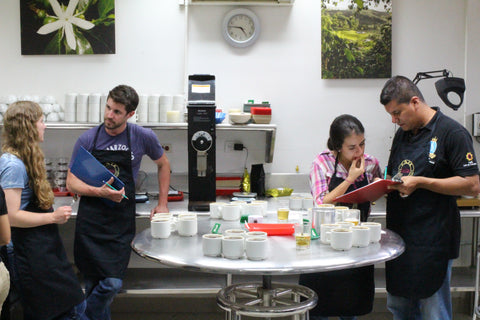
[104,181,129,200]
[384,166,388,180]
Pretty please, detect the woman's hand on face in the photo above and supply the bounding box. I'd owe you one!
[348,156,365,181]
[52,206,72,224]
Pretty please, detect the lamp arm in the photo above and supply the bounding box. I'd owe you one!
[413,69,451,84]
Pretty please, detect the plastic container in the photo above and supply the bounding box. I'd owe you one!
[251,107,271,124]
[244,223,295,235]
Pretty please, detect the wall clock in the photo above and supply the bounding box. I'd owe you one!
[222,8,260,48]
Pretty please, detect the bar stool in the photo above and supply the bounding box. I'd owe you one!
[216,277,318,320]
[474,246,480,320]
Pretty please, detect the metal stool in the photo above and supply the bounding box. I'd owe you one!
[474,246,480,320]
[216,277,318,320]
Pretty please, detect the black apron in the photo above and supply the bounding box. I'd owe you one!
[74,124,136,279]
[386,118,451,299]
[12,197,84,320]
[299,160,374,317]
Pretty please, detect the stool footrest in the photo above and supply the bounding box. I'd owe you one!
[217,282,318,318]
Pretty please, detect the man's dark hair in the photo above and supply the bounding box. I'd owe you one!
[108,85,139,113]
[380,75,425,106]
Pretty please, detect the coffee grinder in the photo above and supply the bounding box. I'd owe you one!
[187,74,216,211]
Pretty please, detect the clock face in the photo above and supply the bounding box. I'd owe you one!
[227,14,255,42]
[222,8,260,48]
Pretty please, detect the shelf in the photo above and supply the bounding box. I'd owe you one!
[182,0,294,6]
[44,122,277,163]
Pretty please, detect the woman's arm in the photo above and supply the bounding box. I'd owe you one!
[4,188,71,228]
[0,214,10,246]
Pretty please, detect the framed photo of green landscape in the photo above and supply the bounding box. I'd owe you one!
[321,0,392,79]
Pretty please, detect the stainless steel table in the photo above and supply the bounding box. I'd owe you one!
[132,215,405,275]
[132,215,405,319]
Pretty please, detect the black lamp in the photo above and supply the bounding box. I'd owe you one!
[412,69,466,111]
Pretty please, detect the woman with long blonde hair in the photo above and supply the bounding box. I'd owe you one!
[0,101,86,320]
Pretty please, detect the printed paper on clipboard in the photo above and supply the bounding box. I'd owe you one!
[70,146,125,191]
[333,179,402,204]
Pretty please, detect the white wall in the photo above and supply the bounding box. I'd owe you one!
[1,0,479,176]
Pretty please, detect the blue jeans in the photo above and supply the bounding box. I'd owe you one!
[387,260,453,320]
[84,277,123,320]
[57,300,88,320]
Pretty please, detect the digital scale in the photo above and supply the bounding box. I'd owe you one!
[187,75,216,211]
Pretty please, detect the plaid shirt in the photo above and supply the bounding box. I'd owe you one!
[310,150,381,205]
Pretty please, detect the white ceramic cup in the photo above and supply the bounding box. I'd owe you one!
[209,202,224,219]
[330,228,353,251]
[361,222,382,243]
[289,196,303,210]
[222,203,241,221]
[352,226,371,247]
[251,200,268,215]
[222,236,245,259]
[337,221,355,230]
[224,229,246,238]
[245,231,268,239]
[153,213,172,220]
[320,224,339,244]
[151,217,177,239]
[245,237,268,261]
[302,196,314,210]
[177,214,197,237]
[202,234,223,257]
[245,203,265,216]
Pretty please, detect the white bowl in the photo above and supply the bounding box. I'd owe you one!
[229,112,251,124]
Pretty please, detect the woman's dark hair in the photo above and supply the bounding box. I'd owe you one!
[327,114,364,151]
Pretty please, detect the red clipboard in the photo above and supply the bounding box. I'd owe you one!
[333,179,402,203]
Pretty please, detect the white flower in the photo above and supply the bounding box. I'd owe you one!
[37,0,95,51]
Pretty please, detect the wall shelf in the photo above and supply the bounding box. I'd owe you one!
[44,123,277,163]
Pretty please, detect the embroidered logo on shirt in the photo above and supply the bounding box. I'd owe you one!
[105,162,120,177]
[428,137,438,161]
[463,152,477,167]
[398,159,414,176]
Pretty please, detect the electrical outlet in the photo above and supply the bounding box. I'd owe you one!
[162,144,172,153]
[224,141,235,152]
[224,141,244,152]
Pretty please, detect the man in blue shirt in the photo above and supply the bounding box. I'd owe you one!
[67,85,171,320]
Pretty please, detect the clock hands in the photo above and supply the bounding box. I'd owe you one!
[230,25,247,37]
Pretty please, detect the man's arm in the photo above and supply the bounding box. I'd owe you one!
[150,154,171,217]
[66,170,125,203]
[391,174,480,197]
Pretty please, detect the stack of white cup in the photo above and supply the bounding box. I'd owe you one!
[88,93,101,123]
[76,93,89,123]
[173,94,184,113]
[148,94,160,122]
[137,94,148,123]
[64,93,77,122]
[159,94,173,123]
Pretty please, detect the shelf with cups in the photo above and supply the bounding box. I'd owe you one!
[42,122,277,163]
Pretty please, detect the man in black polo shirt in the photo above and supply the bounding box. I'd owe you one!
[379,75,480,320]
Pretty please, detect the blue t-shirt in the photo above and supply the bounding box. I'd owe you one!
[0,153,32,210]
[68,123,164,181]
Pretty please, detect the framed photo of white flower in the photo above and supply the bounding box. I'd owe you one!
[20,0,115,55]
